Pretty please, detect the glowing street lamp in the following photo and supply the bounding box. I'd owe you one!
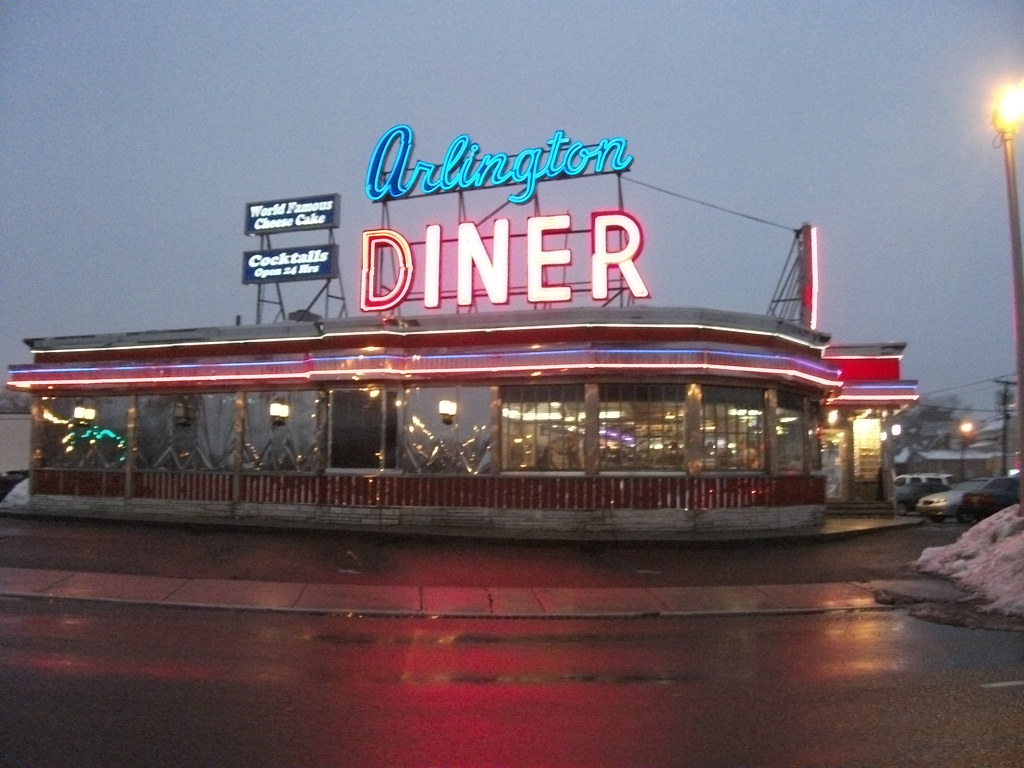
[993,80,1024,512]
[994,83,1024,136]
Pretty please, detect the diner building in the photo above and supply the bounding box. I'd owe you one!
[4,127,921,537]
[5,304,916,537]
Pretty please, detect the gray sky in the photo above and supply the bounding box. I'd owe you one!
[3,1,1023,413]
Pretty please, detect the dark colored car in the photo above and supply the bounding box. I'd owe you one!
[0,470,29,503]
[957,477,1019,523]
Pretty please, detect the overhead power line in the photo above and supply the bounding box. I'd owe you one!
[921,374,1016,399]
[623,177,796,233]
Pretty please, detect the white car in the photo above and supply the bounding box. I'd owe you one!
[916,478,991,522]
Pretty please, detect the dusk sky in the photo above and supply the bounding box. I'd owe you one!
[3,1,1023,414]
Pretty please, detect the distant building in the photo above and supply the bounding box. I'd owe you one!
[893,407,1016,481]
[0,413,31,473]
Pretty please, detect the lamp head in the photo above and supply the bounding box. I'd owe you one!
[438,399,457,426]
[269,400,290,427]
[993,81,1024,137]
[73,404,96,422]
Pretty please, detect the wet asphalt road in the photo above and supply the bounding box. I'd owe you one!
[4,515,1023,767]
[4,587,1023,768]
[0,513,964,588]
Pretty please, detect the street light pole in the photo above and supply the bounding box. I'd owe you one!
[958,420,973,481]
[993,81,1024,514]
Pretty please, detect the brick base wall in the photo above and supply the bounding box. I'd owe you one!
[22,494,824,539]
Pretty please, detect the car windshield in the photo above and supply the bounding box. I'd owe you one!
[985,478,1017,492]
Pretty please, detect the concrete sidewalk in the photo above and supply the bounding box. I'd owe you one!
[2,513,971,618]
[0,564,969,619]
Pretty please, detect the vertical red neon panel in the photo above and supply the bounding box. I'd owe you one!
[800,224,818,330]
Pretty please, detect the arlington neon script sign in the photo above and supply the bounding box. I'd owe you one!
[360,125,648,312]
[365,124,633,204]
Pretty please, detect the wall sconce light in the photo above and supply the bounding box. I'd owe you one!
[826,409,839,426]
[173,400,195,427]
[73,404,97,422]
[438,399,457,426]
[269,400,290,427]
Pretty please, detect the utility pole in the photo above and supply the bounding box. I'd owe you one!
[996,378,1013,477]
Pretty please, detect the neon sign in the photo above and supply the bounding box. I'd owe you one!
[360,212,648,312]
[365,124,633,205]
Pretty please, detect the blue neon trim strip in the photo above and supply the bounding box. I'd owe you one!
[9,347,841,392]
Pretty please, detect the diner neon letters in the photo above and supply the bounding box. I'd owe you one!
[365,124,633,205]
[359,212,648,312]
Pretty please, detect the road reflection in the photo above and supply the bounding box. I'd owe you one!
[4,601,1022,767]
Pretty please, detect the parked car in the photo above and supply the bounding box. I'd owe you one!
[957,477,1020,523]
[916,478,991,522]
[894,474,952,514]
[894,472,955,488]
[0,469,28,503]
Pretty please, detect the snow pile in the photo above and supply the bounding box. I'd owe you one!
[916,506,1024,616]
[0,479,29,509]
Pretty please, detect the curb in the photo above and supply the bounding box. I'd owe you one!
[0,567,949,620]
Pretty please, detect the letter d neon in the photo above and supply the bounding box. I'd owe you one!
[360,229,414,312]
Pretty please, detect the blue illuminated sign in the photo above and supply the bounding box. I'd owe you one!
[243,244,338,284]
[365,125,633,205]
[245,194,340,236]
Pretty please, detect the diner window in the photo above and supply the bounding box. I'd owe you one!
[501,384,585,470]
[401,386,492,474]
[39,396,128,469]
[701,386,765,471]
[330,387,398,470]
[775,391,806,472]
[598,384,687,471]
[244,391,319,471]
[136,393,236,470]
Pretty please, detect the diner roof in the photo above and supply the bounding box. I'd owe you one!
[23,305,831,355]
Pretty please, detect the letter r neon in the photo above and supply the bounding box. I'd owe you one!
[591,212,649,300]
